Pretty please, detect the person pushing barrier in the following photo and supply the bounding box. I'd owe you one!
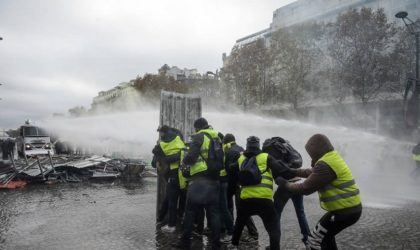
[275,134,362,250]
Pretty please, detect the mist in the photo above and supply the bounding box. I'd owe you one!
[39,109,420,208]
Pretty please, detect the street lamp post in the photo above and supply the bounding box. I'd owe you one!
[396,11,420,129]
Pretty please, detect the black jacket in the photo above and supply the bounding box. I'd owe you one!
[224,143,244,189]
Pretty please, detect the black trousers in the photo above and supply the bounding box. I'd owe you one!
[181,178,221,250]
[308,210,362,250]
[167,175,180,227]
[232,198,280,250]
[227,186,259,237]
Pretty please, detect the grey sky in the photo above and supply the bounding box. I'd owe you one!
[0,0,295,128]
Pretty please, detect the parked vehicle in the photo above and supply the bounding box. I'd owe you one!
[16,121,54,157]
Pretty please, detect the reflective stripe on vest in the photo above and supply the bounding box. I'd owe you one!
[189,128,220,176]
[178,149,187,189]
[238,153,273,200]
[317,151,361,211]
[413,154,420,161]
[159,135,185,170]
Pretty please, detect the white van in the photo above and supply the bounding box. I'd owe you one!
[16,124,54,157]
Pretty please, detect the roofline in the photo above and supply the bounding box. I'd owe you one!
[235,28,271,43]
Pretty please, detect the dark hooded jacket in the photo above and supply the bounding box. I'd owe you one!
[287,134,361,214]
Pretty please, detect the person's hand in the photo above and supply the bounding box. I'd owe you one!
[290,168,298,178]
[275,176,288,190]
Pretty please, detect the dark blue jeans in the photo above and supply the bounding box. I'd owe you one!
[220,181,234,235]
[167,175,180,227]
[181,178,221,250]
[274,189,311,242]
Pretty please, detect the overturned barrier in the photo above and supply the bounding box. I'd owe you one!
[156,90,201,221]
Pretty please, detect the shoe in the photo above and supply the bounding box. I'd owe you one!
[221,234,232,243]
[240,235,258,243]
[191,230,202,238]
[156,220,166,228]
[302,236,310,250]
[161,225,176,233]
[303,241,311,250]
[171,240,190,249]
[202,227,211,235]
[227,243,238,250]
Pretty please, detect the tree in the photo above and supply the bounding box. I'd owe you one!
[328,8,401,105]
[68,106,87,117]
[222,38,271,109]
[133,73,189,100]
[270,28,317,109]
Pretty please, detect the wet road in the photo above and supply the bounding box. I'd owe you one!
[1,177,420,250]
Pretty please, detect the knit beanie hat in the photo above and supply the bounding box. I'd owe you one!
[194,117,209,131]
[223,133,235,144]
[246,136,260,152]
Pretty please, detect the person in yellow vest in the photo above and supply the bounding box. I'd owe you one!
[152,125,186,233]
[223,133,259,241]
[231,136,296,250]
[173,117,223,250]
[275,134,362,250]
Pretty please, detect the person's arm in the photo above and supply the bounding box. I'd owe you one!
[286,161,337,195]
[162,152,181,163]
[267,155,296,179]
[182,134,204,166]
[295,168,312,178]
[152,144,164,158]
[225,150,239,172]
[151,155,157,168]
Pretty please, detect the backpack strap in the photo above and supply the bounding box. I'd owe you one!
[198,132,212,164]
[242,155,267,175]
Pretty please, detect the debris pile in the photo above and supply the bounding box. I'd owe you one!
[0,155,147,188]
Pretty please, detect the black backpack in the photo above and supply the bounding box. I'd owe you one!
[238,156,265,186]
[262,137,302,169]
[200,132,224,176]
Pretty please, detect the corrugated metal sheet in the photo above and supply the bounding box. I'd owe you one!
[54,155,112,169]
[157,91,201,220]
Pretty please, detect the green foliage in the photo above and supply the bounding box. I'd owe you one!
[133,73,189,100]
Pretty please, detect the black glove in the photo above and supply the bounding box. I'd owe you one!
[289,168,298,178]
[275,176,288,190]
[180,162,191,178]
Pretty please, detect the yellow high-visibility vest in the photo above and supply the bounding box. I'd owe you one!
[159,135,185,170]
[317,150,361,211]
[238,153,273,200]
[189,128,220,176]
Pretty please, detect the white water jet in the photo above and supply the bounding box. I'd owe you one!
[40,110,420,208]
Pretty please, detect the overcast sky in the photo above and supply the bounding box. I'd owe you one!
[0,0,295,128]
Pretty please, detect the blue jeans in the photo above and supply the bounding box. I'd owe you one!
[181,178,221,250]
[274,189,310,242]
[219,181,234,235]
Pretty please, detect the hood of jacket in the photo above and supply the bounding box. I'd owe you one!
[160,131,178,143]
[305,134,334,165]
[243,148,262,158]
